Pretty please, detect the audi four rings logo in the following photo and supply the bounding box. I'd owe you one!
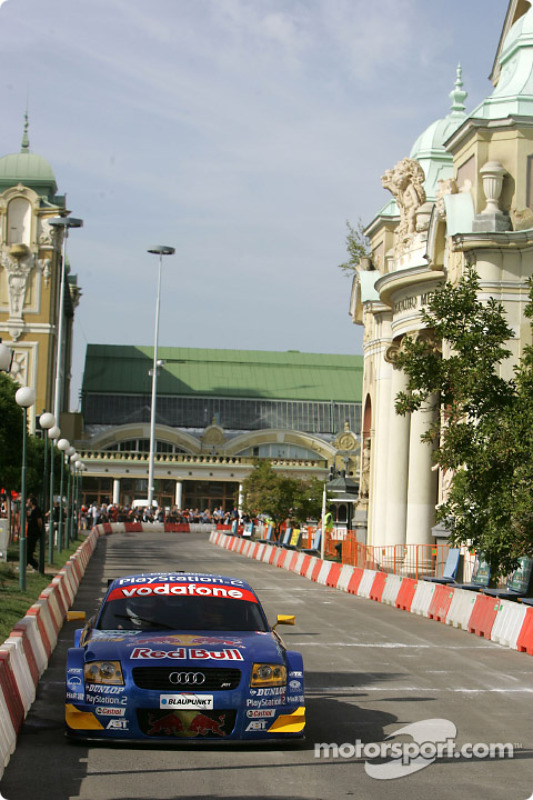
[169,671,206,685]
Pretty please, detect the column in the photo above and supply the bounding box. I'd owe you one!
[384,348,410,546]
[175,480,183,509]
[405,397,438,546]
[112,479,120,505]
[238,483,243,515]
[369,357,392,547]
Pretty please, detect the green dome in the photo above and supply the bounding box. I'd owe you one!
[0,115,58,197]
[0,152,57,195]
[410,66,468,199]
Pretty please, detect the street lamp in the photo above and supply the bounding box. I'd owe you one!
[147,245,175,508]
[38,411,55,574]
[48,216,83,423]
[67,450,78,544]
[48,425,60,563]
[15,386,36,590]
[56,437,70,551]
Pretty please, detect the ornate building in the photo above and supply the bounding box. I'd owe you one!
[350,0,533,547]
[0,117,81,433]
[76,345,362,511]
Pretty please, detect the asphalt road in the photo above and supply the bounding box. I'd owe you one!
[0,531,532,800]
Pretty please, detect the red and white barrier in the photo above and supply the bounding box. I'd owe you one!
[491,599,527,649]
[207,528,533,665]
[445,588,477,630]
[410,581,435,617]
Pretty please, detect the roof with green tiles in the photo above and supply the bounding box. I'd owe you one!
[82,344,363,403]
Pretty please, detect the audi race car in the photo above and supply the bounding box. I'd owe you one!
[65,572,305,742]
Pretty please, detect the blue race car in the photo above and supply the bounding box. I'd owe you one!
[65,572,305,742]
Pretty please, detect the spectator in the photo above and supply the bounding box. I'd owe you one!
[26,496,43,572]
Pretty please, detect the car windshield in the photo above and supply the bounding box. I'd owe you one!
[97,595,269,632]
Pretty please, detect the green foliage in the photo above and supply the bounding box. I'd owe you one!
[241,460,323,528]
[338,219,370,276]
[0,374,55,499]
[0,373,23,490]
[394,266,533,579]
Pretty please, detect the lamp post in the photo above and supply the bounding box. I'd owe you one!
[48,424,60,563]
[48,216,83,423]
[56,438,70,552]
[147,245,175,508]
[67,449,78,544]
[38,411,55,574]
[15,386,36,590]
[73,460,83,540]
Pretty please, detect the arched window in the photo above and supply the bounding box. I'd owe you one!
[7,198,31,246]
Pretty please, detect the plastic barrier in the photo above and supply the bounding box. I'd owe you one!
[381,574,402,606]
[516,607,533,655]
[410,581,435,617]
[326,563,343,588]
[287,551,301,573]
[0,638,36,712]
[468,595,502,639]
[11,617,48,677]
[357,569,377,599]
[395,577,418,611]
[427,584,455,623]
[346,568,364,595]
[0,683,17,772]
[303,556,318,580]
[26,603,54,658]
[445,588,477,630]
[369,572,387,602]
[336,565,355,593]
[316,562,333,586]
[0,653,24,736]
[491,600,528,649]
[293,553,306,576]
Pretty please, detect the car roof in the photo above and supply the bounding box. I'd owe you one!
[106,572,256,594]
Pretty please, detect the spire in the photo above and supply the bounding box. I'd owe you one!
[449,64,467,117]
[20,113,30,154]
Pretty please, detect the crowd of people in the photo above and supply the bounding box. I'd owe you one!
[81,502,241,529]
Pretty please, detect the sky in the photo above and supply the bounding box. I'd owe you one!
[0,0,511,410]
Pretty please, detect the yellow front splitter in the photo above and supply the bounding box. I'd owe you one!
[268,706,305,734]
[65,703,104,731]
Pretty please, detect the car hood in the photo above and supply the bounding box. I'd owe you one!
[84,630,284,665]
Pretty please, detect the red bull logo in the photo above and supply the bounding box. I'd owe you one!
[189,713,227,737]
[147,712,184,736]
[145,710,228,737]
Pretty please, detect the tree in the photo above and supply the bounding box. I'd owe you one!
[0,373,23,492]
[0,373,52,502]
[393,266,532,579]
[241,460,323,531]
[338,219,370,277]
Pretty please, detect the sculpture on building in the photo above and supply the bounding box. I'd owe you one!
[381,157,426,255]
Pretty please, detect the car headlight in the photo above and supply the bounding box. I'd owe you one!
[84,661,124,685]
[250,663,287,687]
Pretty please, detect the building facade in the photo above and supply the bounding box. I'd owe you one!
[0,116,81,434]
[350,0,533,548]
[76,344,363,511]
